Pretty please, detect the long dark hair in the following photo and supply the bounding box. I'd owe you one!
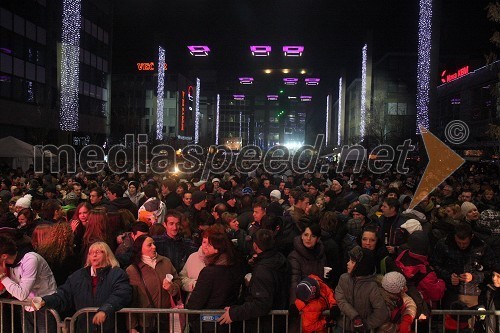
[132,234,151,264]
[204,231,238,266]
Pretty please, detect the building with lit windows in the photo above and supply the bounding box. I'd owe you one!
[0,0,111,145]
[435,60,500,157]
[111,73,196,146]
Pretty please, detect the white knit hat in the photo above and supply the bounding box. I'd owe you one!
[15,194,32,209]
[270,190,281,200]
[382,271,407,294]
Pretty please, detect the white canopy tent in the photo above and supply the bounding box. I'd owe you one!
[0,136,45,172]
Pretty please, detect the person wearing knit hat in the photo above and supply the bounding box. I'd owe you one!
[382,271,407,294]
[379,272,417,333]
[294,274,338,333]
[335,246,388,332]
[347,246,376,277]
[15,194,32,213]
[191,191,207,206]
[351,204,367,218]
[461,201,479,222]
[270,189,281,200]
[358,194,371,206]
[296,276,320,302]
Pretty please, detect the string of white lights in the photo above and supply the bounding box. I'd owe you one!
[338,77,342,146]
[60,0,81,131]
[239,111,242,138]
[156,46,165,140]
[360,44,367,139]
[215,94,220,144]
[325,95,329,146]
[194,78,201,144]
[416,0,432,131]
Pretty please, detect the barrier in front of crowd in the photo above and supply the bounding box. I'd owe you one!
[0,298,65,333]
[2,297,500,333]
[426,309,500,333]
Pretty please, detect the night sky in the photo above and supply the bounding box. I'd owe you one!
[113,0,492,83]
[111,0,493,140]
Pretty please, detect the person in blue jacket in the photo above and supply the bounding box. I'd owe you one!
[33,241,131,333]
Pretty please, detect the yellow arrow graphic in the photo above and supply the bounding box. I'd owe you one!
[409,126,465,210]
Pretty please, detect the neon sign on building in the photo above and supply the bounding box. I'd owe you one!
[137,62,168,71]
[440,66,469,83]
[180,91,186,131]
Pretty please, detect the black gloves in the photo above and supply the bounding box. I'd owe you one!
[288,303,300,318]
[329,306,341,319]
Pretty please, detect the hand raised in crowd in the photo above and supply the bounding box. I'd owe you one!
[70,219,80,232]
[459,272,473,283]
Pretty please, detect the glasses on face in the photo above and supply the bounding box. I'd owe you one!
[88,250,105,256]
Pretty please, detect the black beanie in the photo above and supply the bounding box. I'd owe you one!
[408,230,430,256]
[349,246,376,277]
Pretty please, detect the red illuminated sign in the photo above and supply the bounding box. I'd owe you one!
[137,62,168,71]
[441,65,469,83]
[180,91,186,131]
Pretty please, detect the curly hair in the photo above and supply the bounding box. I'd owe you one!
[37,222,74,264]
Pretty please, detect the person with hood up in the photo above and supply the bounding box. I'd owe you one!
[124,181,145,207]
[394,231,445,319]
[335,246,388,332]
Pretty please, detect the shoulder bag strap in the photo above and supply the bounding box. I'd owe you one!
[133,264,156,307]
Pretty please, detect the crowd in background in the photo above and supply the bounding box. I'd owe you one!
[0,159,499,333]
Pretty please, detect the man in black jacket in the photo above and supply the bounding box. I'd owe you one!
[218,229,290,331]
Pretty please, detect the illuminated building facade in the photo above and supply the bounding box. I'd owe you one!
[435,60,500,155]
[111,73,195,145]
[0,0,112,145]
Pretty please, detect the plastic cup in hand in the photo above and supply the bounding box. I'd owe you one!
[244,273,252,286]
[323,266,332,279]
[165,274,173,282]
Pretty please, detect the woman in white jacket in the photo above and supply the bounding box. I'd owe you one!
[179,226,225,300]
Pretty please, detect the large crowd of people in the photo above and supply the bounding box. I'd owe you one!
[0,160,499,333]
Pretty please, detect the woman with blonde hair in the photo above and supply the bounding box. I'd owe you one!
[34,242,131,333]
[31,223,53,251]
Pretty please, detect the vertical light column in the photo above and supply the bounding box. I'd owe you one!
[215,94,220,144]
[156,46,165,140]
[360,44,367,139]
[338,77,343,146]
[416,0,432,130]
[194,78,201,144]
[325,95,330,146]
[60,0,81,131]
[239,111,242,138]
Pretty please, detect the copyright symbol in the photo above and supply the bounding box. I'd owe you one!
[445,120,469,145]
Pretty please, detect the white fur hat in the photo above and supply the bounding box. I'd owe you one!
[15,194,33,208]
